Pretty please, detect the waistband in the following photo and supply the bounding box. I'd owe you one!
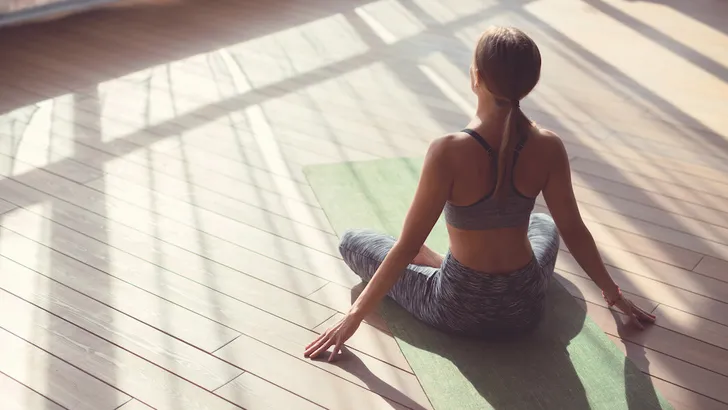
[441,250,538,281]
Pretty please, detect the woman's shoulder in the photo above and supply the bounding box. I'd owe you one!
[529,125,568,160]
[427,132,474,155]
[530,124,562,144]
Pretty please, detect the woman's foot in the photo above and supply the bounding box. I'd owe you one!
[412,244,444,268]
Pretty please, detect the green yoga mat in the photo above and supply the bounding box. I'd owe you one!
[305,157,672,410]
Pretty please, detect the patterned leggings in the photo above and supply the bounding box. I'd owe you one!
[339,213,560,337]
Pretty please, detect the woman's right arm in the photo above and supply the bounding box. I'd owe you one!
[541,132,656,329]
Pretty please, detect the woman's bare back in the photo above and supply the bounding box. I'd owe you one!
[444,125,560,273]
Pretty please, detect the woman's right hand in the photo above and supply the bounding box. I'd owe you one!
[610,296,656,330]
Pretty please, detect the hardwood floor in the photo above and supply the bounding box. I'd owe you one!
[0,0,727,408]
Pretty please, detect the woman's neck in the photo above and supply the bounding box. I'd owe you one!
[468,97,506,133]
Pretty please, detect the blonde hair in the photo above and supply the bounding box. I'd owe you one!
[473,27,541,203]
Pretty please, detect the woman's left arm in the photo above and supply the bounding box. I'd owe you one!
[304,137,454,361]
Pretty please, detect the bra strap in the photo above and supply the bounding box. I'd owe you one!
[461,128,494,156]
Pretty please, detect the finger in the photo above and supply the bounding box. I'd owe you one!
[304,334,330,358]
[634,307,656,323]
[309,337,335,360]
[632,304,657,322]
[305,332,327,350]
[329,340,343,363]
[629,313,645,330]
[624,300,656,323]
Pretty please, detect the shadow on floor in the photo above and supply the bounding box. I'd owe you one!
[346,279,666,410]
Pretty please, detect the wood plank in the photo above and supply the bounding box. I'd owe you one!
[0,243,242,389]
[6,69,426,167]
[565,139,728,186]
[215,334,424,410]
[82,0,628,130]
[533,204,702,270]
[0,290,243,410]
[89,74,446,149]
[0,198,16,215]
[14,14,461,140]
[571,184,728,246]
[152,116,382,166]
[694,256,728,283]
[116,400,155,410]
[11,28,443,150]
[603,132,728,174]
[215,372,324,410]
[9,121,329,217]
[584,301,728,380]
[30,97,327,200]
[557,249,728,304]
[86,173,342,257]
[651,378,728,410]
[0,203,333,335]
[538,205,728,307]
[72,177,355,287]
[547,109,723,167]
[589,107,728,161]
[0,326,129,410]
[0,95,184,154]
[0,372,66,410]
[570,171,728,230]
[0,212,240,353]
[52,38,436,158]
[0,134,102,185]
[59,99,317,185]
[0,144,100,184]
[651,304,728,354]
[0,171,339,297]
[0,199,423,400]
[554,253,728,326]
[570,158,728,212]
[88,162,333,233]
[0,154,344,283]
[585,302,728,410]
[2,99,326,207]
[570,201,728,263]
[554,271,658,313]
[4,2,363,83]
[538,196,723,267]
[558,266,728,350]
[607,334,728,405]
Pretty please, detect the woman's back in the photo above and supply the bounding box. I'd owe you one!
[445,125,558,273]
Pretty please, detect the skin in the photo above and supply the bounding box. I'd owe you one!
[305,60,656,363]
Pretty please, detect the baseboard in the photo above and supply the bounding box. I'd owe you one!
[0,0,124,28]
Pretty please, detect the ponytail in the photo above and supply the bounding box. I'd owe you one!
[494,100,522,205]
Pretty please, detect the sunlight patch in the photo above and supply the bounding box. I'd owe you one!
[354,0,426,44]
[417,52,474,115]
[410,0,499,24]
[525,0,727,136]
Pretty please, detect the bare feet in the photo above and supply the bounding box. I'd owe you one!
[412,244,444,268]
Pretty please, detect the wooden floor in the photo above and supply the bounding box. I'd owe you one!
[0,0,726,408]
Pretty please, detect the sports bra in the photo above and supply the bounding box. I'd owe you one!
[443,128,536,230]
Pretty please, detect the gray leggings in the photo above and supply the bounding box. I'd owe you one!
[339,213,560,337]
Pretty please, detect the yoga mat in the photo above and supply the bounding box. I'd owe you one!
[305,157,672,410]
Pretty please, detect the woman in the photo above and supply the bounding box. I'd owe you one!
[305,26,655,362]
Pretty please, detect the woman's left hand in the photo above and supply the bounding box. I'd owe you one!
[304,313,362,362]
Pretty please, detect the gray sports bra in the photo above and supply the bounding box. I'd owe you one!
[443,128,536,230]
